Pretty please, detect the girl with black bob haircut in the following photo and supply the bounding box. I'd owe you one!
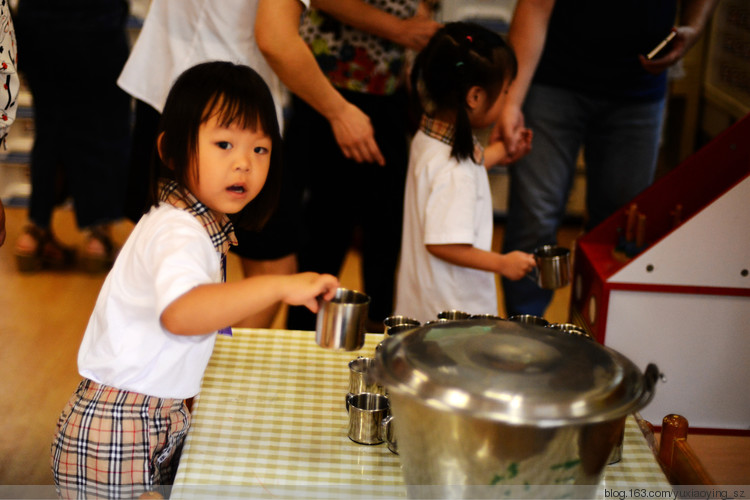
[151,60,282,231]
[51,61,339,499]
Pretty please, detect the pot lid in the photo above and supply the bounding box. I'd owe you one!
[374,319,658,426]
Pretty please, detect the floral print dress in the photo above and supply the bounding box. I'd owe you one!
[299,0,419,96]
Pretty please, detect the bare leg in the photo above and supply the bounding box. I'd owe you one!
[235,254,298,328]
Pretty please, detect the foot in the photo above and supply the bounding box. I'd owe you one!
[14,229,39,256]
[14,225,75,272]
[81,225,116,273]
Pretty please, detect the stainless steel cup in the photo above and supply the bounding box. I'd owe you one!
[508,314,549,327]
[470,314,504,320]
[346,393,389,445]
[380,414,398,455]
[548,322,593,340]
[530,245,571,289]
[316,288,370,351]
[380,414,398,454]
[437,310,471,320]
[424,319,450,326]
[608,424,626,465]
[348,357,385,396]
[383,315,421,336]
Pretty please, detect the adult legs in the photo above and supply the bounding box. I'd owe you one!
[285,97,357,330]
[15,17,64,231]
[66,24,131,230]
[124,100,162,223]
[583,97,666,230]
[502,85,587,317]
[503,85,666,317]
[356,90,408,327]
[232,95,311,328]
[286,91,408,331]
[14,7,130,270]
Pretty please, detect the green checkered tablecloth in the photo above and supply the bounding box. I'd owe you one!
[171,329,670,499]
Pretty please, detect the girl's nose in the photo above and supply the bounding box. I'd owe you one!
[234,158,251,171]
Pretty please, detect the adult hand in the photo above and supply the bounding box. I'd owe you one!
[639,25,700,75]
[329,102,386,166]
[394,15,442,51]
[492,103,530,162]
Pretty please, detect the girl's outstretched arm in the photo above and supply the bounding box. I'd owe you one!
[161,273,339,336]
[426,244,535,281]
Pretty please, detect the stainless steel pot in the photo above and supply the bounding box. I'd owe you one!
[372,319,659,499]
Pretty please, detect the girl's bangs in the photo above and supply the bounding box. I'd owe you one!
[203,92,262,131]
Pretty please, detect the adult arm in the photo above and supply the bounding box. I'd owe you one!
[312,0,441,51]
[426,244,535,281]
[493,0,556,157]
[639,0,720,74]
[256,0,385,165]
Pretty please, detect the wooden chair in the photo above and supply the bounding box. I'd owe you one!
[657,414,715,485]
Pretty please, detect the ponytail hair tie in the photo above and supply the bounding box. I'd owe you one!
[466,36,473,43]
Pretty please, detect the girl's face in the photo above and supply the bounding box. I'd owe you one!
[188,112,272,218]
[467,78,511,130]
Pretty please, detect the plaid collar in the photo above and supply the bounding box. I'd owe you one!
[419,114,484,164]
[159,180,237,258]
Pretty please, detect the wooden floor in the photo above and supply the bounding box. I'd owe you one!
[0,205,748,486]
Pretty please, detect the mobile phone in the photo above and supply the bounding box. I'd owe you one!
[646,29,677,60]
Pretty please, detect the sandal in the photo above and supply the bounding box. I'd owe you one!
[14,225,76,272]
[80,225,116,273]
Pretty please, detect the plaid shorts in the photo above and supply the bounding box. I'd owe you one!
[50,379,191,499]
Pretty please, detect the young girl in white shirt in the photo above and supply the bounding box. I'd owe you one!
[50,61,339,499]
[395,22,535,323]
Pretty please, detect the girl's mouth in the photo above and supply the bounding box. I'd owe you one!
[227,184,246,194]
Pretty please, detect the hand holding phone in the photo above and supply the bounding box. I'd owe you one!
[646,28,677,60]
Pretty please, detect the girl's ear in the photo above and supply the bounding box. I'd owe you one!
[156,132,166,162]
[156,131,173,170]
[465,86,486,111]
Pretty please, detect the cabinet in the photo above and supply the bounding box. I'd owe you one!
[570,113,750,432]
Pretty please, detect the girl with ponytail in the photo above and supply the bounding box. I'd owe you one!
[395,22,535,322]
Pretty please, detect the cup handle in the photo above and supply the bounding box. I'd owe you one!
[380,414,394,445]
[525,267,540,284]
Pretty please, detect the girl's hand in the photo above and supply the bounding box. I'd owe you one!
[498,251,536,281]
[512,128,534,162]
[492,103,526,158]
[283,272,340,313]
[486,128,533,167]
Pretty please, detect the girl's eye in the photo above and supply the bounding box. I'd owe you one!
[217,141,232,150]
[254,146,270,154]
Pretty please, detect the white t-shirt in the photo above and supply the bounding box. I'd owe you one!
[117,0,311,126]
[78,204,223,399]
[395,131,498,323]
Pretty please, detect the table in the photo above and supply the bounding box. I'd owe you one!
[170,329,671,499]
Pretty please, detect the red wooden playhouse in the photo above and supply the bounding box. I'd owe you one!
[570,114,750,432]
